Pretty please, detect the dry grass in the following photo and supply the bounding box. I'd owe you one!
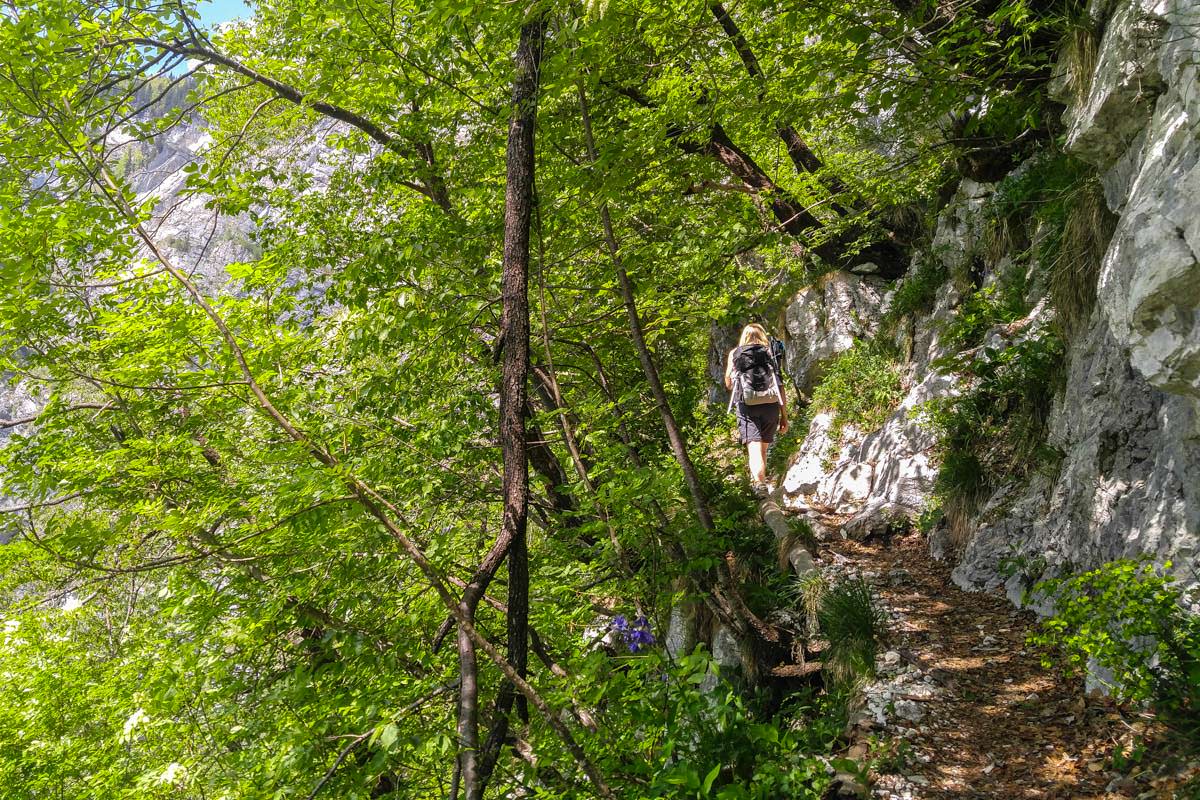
[1048,176,1117,337]
[1062,24,1099,107]
[943,493,982,552]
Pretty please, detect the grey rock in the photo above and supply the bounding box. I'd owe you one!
[1105,775,1138,795]
[783,367,955,534]
[893,699,926,723]
[1096,56,1200,398]
[930,179,993,272]
[706,321,741,407]
[831,772,870,799]
[711,624,743,673]
[783,271,885,395]
[954,313,1200,597]
[1054,0,1169,168]
[1058,2,1200,401]
[665,596,700,660]
[928,525,952,561]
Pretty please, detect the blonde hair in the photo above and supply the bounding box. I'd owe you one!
[738,323,770,347]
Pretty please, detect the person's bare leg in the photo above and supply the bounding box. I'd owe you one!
[748,441,767,484]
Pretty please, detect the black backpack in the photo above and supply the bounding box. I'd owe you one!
[769,337,786,374]
[731,344,781,407]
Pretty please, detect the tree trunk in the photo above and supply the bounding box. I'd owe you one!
[468,13,546,799]
[708,2,825,177]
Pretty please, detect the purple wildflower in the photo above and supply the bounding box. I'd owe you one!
[610,613,655,653]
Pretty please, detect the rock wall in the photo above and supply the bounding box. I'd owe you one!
[783,271,886,396]
[778,0,1200,600]
[963,0,1200,595]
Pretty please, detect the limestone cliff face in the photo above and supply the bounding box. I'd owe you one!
[962,0,1200,597]
[779,0,1200,600]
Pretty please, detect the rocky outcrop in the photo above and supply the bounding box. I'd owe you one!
[780,269,961,540]
[780,366,950,540]
[777,0,1200,600]
[954,0,1200,594]
[783,271,885,395]
[954,311,1200,600]
[1070,0,1200,401]
[1052,0,1169,168]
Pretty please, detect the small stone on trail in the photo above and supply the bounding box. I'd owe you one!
[1106,775,1138,795]
[831,772,870,799]
[894,699,926,723]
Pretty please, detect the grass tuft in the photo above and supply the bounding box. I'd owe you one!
[1047,175,1116,337]
[818,576,888,686]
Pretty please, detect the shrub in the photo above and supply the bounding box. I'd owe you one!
[584,649,841,798]
[923,331,1065,544]
[1029,559,1200,750]
[818,576,888,686]
[883,256,949,329]
[810,342,904,439]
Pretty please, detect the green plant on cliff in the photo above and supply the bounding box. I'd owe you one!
[810,342,905,439]
[983,149,1116,336]
[1030,559,1200,751]
[937,269,1031,350]
[923,330,1065,541]
[882,254,949,330]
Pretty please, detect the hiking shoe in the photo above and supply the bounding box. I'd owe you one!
[751,482,769,498]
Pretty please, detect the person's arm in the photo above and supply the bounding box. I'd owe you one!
[724,349,735,390]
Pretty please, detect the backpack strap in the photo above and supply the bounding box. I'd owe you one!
[726,345,746,414]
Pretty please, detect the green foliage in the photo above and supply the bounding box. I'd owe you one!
[923,330,1065,539]
[579,650,841,798]
[810,342,904,438]
[0,0,1087,793]
[1030,560,1200,749]
[817,577,888,686]
[882,256,949,329]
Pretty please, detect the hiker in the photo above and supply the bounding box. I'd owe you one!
[725,323,788,496]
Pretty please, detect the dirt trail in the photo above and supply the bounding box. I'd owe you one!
[825,532,1162,800]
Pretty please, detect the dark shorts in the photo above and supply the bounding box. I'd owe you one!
[736,401,780,444]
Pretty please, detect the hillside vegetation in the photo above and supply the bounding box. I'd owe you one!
[0,1,1162,798]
